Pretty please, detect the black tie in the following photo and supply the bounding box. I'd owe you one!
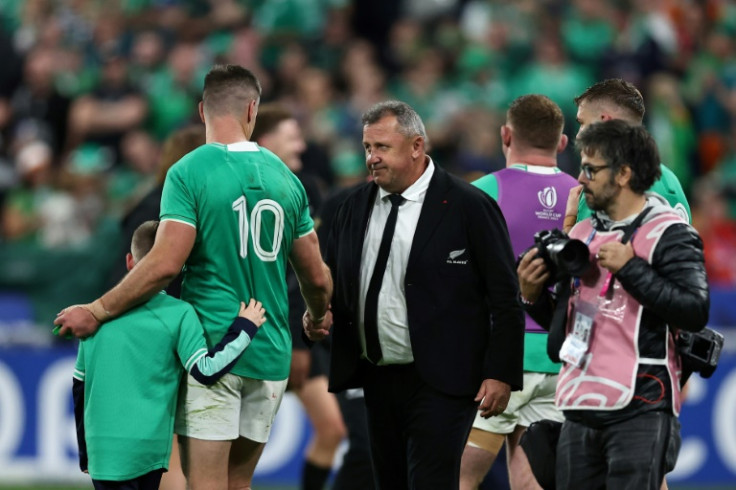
[364,193,405,364]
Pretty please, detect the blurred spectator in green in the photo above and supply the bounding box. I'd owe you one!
[221,24,273,97]
[389,47,464,154]
[385,18,425,75]
[510,33,593,129]
[561,0,615,69]
[2,140,105,248]
[451,107,505,180]
[339,44,389,138]
[458,0,536,70]
[287,67,344,186]
[647,73,697,196]
[66,50,148,164]
[255,0,346,75]
[129,29,168,92]
[55,47,98,98]
[145,41,203,140]
[272,42,311,100]
[2,140,56,243]
[0,0,23,33]
[308,6,354,73]
[58,143,111,239]
[292,68,342,147]
[254,0,340,39]
[454,45,509,113]
[107,129,159,219]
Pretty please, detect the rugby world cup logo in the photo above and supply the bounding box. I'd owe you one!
[538,186,557,209]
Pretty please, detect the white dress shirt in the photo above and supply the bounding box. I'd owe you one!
[358,158,435,364]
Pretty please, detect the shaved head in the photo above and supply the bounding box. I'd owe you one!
[202,64,261,118]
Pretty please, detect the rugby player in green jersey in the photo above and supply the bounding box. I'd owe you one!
[563,79,691,232]
[56,65,333,490]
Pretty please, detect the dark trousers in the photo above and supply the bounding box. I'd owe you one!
[333,388,376,490]
[362,363,477,490]
[556,411,681,490]
[92,469,164,490]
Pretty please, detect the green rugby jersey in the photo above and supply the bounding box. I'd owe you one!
[73,292,255,481]
[160,141,314,380]
[578,163,691,223]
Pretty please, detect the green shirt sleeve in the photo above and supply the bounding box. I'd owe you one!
[471,174,499,200]
[174,304,209,373]
[74,343,86,381]
[293,173,315,237]
[577,191,593,222]
[653,164,691,223]
[160,162,197,227]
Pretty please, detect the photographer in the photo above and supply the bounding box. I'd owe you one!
[518,120,710,490]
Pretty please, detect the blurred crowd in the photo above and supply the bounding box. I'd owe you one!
[2,0,736,317]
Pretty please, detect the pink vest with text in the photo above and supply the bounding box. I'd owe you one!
[556,212,685,414]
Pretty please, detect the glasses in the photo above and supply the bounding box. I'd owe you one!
[581,164,610,180]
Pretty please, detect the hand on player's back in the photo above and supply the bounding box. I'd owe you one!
[239,299,266,327]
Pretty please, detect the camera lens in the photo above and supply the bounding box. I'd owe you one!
[557,240,591,277]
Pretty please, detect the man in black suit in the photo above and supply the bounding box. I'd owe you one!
[304,100,524,489]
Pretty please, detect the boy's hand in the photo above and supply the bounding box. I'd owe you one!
[239,299,266,327]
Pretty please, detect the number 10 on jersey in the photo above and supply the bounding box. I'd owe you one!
[232,196,285,262]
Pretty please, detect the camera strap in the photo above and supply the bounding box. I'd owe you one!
[599,206,654,298]
[547,281,570,363]
[619,206,653,245]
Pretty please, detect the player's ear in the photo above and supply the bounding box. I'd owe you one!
[557,134,568,153]
[126,253,136,271]
[198,101,205,123]
[248,99,258,124]
[500,125,512,148]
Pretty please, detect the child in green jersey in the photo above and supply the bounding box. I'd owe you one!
[71,220,265,490]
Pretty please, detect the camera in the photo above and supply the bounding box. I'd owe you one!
[677,328,724,379]
[522,229,591,284]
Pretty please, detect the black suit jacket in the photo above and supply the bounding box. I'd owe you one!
[326,165,524,397]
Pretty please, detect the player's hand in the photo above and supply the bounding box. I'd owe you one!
[303,309,332,341]
[288,349,311,391]
[475,379,511,418]
[53,305,101,339]
[517,248,549,304]
[597,241,635,274]
[239,299,266,327]
[564,185,583,233]
[565,186,583,217]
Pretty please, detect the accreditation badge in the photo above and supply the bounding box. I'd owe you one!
[559,300,597,368]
